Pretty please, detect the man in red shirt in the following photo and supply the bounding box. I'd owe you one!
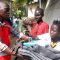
[29,7,49,37]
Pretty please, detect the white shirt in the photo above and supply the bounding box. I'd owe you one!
[37,33,51,47]
[37,33,60,51]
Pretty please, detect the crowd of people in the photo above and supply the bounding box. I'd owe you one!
[0,1,60,60]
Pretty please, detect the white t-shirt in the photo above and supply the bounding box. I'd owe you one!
[37,33,60,51]
[37,33,51,47]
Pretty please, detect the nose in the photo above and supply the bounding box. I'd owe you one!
[35,16,40,19]
[50,30,54,35]
[35,16,38,18]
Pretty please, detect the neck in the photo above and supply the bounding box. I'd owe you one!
[37,19,43,24]
[51,37,59,42]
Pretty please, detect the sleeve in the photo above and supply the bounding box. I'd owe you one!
[18,32,24,38]
[10,26,20,38]
[0,42,8,52]
[10,25,29,39]
[37,33,51,47]
[37,33,47,40]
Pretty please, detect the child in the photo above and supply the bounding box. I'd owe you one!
[37,20,60,50]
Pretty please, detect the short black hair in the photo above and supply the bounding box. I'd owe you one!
[53,20,60,32]
[35,7,44,16]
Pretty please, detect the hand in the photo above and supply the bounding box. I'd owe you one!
[10,50,23,58]
[4,47,15,55]
[16,42,22,48]
[27,25,32,32]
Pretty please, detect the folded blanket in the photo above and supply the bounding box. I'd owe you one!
[13,44,60,60]
[18,48,51,60]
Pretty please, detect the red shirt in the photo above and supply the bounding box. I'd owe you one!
[29,21,49,37]
[0,21,10,46]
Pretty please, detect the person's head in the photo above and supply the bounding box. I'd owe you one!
[50,20,60,40]
[0,1,10,18]
[35,7,44,23]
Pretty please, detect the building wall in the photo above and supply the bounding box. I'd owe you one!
[28,3,38,17]
[27,0,47,18]
[43,0,60,25]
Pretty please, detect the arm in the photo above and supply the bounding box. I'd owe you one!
[0,42,15,55]
[47,46,60,54]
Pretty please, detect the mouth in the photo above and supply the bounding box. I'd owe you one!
[35,19,39,21]
[35,17,39,20]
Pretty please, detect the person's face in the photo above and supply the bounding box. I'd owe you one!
[50,24,59,38]
[0,10,5,17]
[0,7,9,18]
[35,10,43,21]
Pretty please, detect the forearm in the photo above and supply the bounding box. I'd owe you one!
[0,42,15,55]
[0,42,8,52]
[4,47,15,55]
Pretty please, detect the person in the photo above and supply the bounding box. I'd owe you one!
[37,20,60,49]
[0,41,16,60]
[22,18,34,36]
[0,1,22,60]
[30,7,49,37]
[23,7,49,37]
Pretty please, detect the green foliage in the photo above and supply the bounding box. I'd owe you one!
[12,0,33,17]
[12,0,27,6]
[27,0,33,4]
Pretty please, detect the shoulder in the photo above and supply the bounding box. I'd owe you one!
[39,21,49,28]
[37,33,51,46]
[57,42,60,46]
[43,21,49,26]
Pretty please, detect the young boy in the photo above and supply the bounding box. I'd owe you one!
[37,20,60,50]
